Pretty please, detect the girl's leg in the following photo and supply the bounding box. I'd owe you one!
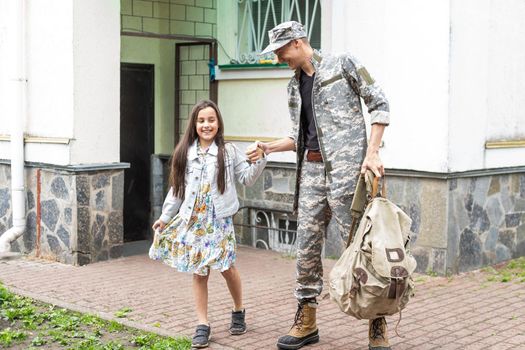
[221,265,243,310]
[193,273,210,325]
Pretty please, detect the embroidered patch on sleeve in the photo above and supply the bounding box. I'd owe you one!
[357,67,375,85]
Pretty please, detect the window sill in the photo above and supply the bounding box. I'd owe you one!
[215,64,294,81]
[218,63,288,70]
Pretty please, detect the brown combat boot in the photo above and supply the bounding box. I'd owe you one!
[276,299,319,350]
[368,317,391,350]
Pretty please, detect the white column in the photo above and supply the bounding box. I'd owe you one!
[70,0,121,164]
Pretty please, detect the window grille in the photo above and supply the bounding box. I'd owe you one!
[235,0,321,64]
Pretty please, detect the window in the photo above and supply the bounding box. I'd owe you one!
[235,0,321,64]
[248,208,298,254]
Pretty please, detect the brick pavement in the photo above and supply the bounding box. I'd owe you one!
[1,246,524,349]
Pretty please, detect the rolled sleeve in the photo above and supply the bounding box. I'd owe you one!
[370,110,390,125]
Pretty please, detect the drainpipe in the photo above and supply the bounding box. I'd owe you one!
[0,0,27,253]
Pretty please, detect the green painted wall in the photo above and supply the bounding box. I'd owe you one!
[121,36,176,155]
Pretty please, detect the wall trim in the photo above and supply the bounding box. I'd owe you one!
[0,135,71,144]
[265,162,525,179]
[0,159,130,173]
[216,66,293,80]
[225,136,281,143]
[485,139,525,149]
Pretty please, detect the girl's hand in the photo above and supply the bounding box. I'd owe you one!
[152,219,166,231]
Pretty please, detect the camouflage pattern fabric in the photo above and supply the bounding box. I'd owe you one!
[289,50,390,301]
[294,161,356,300]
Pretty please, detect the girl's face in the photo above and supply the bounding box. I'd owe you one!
[195,107,219,146]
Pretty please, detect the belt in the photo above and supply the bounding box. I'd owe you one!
[306,150,323,162]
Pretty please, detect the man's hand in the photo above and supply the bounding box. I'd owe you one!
[361,151,384,178]
[246,141,267,163]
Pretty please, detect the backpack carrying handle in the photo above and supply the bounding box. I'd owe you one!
[371,175,387,198]
[346,171,387,247]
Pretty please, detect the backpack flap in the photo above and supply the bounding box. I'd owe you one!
[366,198,417,279]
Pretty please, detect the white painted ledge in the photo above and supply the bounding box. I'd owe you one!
[215,66,294,81]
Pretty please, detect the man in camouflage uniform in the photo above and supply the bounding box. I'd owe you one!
[247,21,391,350]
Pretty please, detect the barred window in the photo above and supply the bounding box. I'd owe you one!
[236,0,321,64]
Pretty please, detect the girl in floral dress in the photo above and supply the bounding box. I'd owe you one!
[149,100,266,348]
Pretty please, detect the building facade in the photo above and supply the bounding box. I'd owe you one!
[0,0,524,274]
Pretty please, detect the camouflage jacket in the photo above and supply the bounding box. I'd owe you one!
[288,50,390,212]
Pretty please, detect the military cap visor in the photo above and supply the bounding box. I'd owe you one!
[260,21,307,55]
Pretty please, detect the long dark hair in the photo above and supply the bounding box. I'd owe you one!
[169,100,227,199]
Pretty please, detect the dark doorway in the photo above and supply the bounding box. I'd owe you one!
[120,63,154,242]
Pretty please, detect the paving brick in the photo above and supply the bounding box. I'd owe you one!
[1,247,525,349]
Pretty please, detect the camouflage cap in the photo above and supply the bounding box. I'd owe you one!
[260,21,307,55]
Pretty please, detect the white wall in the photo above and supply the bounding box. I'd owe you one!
[327,0,451,172]
[219,77,295,162]
[0,0,74,164]
[26,0,74,140]
[449,0,525,171]
[70,0,120,164]
[327,0,525,172]
[0,0,19,136]
[0,0,121,165]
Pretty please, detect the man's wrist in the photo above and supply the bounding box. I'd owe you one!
[366,148,380,156]
[263,142,272,155]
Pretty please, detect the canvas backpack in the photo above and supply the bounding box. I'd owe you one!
[328,171,417,321]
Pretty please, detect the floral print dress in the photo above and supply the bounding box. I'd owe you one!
[149,147,236,276]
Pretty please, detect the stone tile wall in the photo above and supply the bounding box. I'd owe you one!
[446,174,525,273]
[121,0,217,37]
[144,159,525,275]
[0,164,124,265]
[235,165,525,275]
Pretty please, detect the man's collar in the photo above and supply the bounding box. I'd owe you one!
[295,49,323,80]
[311,49,323,67]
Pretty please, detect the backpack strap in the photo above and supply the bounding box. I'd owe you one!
[346,170,375,247]
[346,171,388,247]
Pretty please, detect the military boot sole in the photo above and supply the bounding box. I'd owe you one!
[276,331,319,350]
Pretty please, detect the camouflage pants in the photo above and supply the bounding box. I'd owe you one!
[294,160,354,301]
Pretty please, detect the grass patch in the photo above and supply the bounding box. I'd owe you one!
[0,282,191,349]
[483,257,525,283]
[114,307,133,319]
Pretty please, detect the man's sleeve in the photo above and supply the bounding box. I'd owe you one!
[287,82,299,151]
[341,55,390,125]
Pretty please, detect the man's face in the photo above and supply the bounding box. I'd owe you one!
[274,40,302,69]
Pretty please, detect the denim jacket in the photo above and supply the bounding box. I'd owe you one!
[159,140,267,223]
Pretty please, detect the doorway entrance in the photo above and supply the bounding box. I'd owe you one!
[120,63,154,242]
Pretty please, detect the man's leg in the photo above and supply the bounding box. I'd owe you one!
[277,161,327,350]
[294,163,328,300]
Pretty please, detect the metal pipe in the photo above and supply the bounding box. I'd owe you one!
[0,0,27,253]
